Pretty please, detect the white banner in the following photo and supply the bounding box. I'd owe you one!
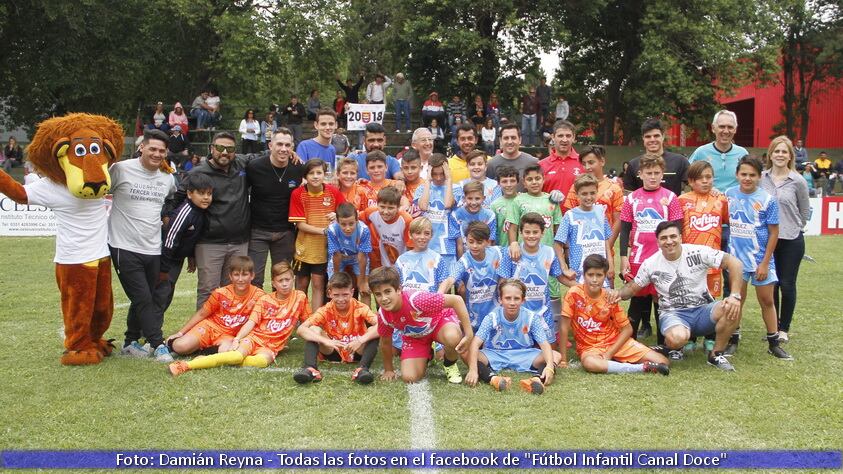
[346,103,386,131]
[805,197,822,236]
[0,192,57,236]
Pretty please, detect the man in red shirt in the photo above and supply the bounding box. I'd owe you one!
[539,120,583,196]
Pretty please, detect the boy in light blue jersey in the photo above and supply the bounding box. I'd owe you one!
[327,202,373,305]
[465,279,557,395]
[497,212,569,345]
[452,150,501,208]
[554,174,613,286]
[440,221,502,331]
[725,156,792,360]
[413,153,457,273]
[449,181,497,258]
[395,217,452,293]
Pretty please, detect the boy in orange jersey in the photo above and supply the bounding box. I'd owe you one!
[561,145,623,258]
[293,272,380,385]
[360,150,409,209]
[560,254,670,375]
[400,149,425,217]
[360,186,414,270]
[168,261,310,375]
[336,157,369,212]
[679,161,729,354]
[167,256,264,356]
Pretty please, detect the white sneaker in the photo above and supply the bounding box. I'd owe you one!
[153,344,174,363]
[395,129,400,133]
[121,341,151,358]
[777,331,789,343]
[406,130,413,134]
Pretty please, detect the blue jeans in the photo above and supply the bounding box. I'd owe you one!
[394,100,411,130]
[521,114,537,146]
[191,108,210,129]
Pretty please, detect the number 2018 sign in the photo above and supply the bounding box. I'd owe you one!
[346,104,386,131]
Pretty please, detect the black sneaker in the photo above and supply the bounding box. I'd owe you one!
[637,325,653,339]
[768,345,794,360]
[352,367,374,385]
[643,361,670,376]
[668,350,684,361]
[293,367,322,384]
[649,344,670,357]
[707,354,736,371]
[724,334,740,356]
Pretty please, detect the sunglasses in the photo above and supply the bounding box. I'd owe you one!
[213,144,236,153]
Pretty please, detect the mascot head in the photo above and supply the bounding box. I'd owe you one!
[27,113,124,199]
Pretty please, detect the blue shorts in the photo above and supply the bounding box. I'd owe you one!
[328,257,365,277]
[743,268,778,286]
[482,347,542,373]
[659,301,719,337]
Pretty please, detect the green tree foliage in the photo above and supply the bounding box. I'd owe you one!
[555,0,779,144]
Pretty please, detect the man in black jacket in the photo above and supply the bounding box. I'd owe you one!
[337,74,365,104]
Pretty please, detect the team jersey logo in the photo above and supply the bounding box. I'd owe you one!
[266,318,292,334]
[689,214,720,231]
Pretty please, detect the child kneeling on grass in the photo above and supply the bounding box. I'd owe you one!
[168,261,310,376]
[370,266,473,384]
[560,255,670,376]
[294,272,380,385]
[465,279,558,395]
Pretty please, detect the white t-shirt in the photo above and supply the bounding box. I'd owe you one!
[24,178,110,264]
[633,244,724,311]
[107,159,177,255]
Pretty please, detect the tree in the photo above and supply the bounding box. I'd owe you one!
[777,0,843,141]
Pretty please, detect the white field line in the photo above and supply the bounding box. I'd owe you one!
[407,379,438,474]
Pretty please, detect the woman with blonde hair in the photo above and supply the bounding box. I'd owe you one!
[761,135,810,343]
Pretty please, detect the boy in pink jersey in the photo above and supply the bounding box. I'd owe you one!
[619,154,683,347]
[370,266,473,384]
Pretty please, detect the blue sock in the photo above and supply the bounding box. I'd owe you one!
[606,361,644,374]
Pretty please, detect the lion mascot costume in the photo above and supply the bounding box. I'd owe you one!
[0,113,124,365]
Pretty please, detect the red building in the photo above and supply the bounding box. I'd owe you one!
[671,73,843,149]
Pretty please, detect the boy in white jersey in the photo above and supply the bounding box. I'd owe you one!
[414,153,457,274]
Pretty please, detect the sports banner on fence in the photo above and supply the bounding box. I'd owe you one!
[0,192,57,236]
[346,103,386,131]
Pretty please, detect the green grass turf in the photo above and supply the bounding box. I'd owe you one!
[0,236,841,472]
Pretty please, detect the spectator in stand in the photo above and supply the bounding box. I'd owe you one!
[761,136,809,344]
[536,77,552,124]
[260,111,277,151]
[422,91,446,127]
[183,154,200,172]
[814,151,832,179]
[238,109,261,154]
[446,94,467,129]
[802,162,818,197]
[337,73,365,104]
[539,117,554,145]
[555,94,569,121]
[486,93,501,128]
[333,90,347,128]
[169,102,189,134]
[828,158,843,195]
[191,89,218,131]
[146,102,171,133]
[283,95,306,145]
[393,72,413,133]
[247,128,305,289]
[205,90,221,130]
[167,125,191,163]
[793,139,808,166]
[3,136,23,169]
[539,120,583,196]
[0,147,7,173]
[481,117,497,156]
[306,90,321,121]
[429,118,446,154]
[520,87,540,147]
[469,95,486,133]
[625,118,689,196]
[365,73,392,105]
[296,108,338,170]
[486,123,538,191]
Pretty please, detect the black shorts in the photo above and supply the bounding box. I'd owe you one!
[292,258,327,276]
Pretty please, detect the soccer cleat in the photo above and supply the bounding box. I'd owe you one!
[707,354,736,372]
[668,350,684,361]
[637,325,652,340]
[778,331,789,343]
[352,367,374,385]
[489,375,511,391]
[443,363,462,384]
[153,344,174,363]
[649,345,670,357]
[768,345,794,360]
[168,361,190,377]
[121,341,151,358]
[293,367,322,384]
[519,376,544,395]
[643,361,670,376]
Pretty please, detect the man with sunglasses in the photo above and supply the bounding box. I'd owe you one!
[625,118,689,197]
[174,131,269,308]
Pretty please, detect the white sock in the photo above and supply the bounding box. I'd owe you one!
[606,361,644,374]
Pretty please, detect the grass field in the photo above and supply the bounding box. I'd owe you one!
[1,236,841,472]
